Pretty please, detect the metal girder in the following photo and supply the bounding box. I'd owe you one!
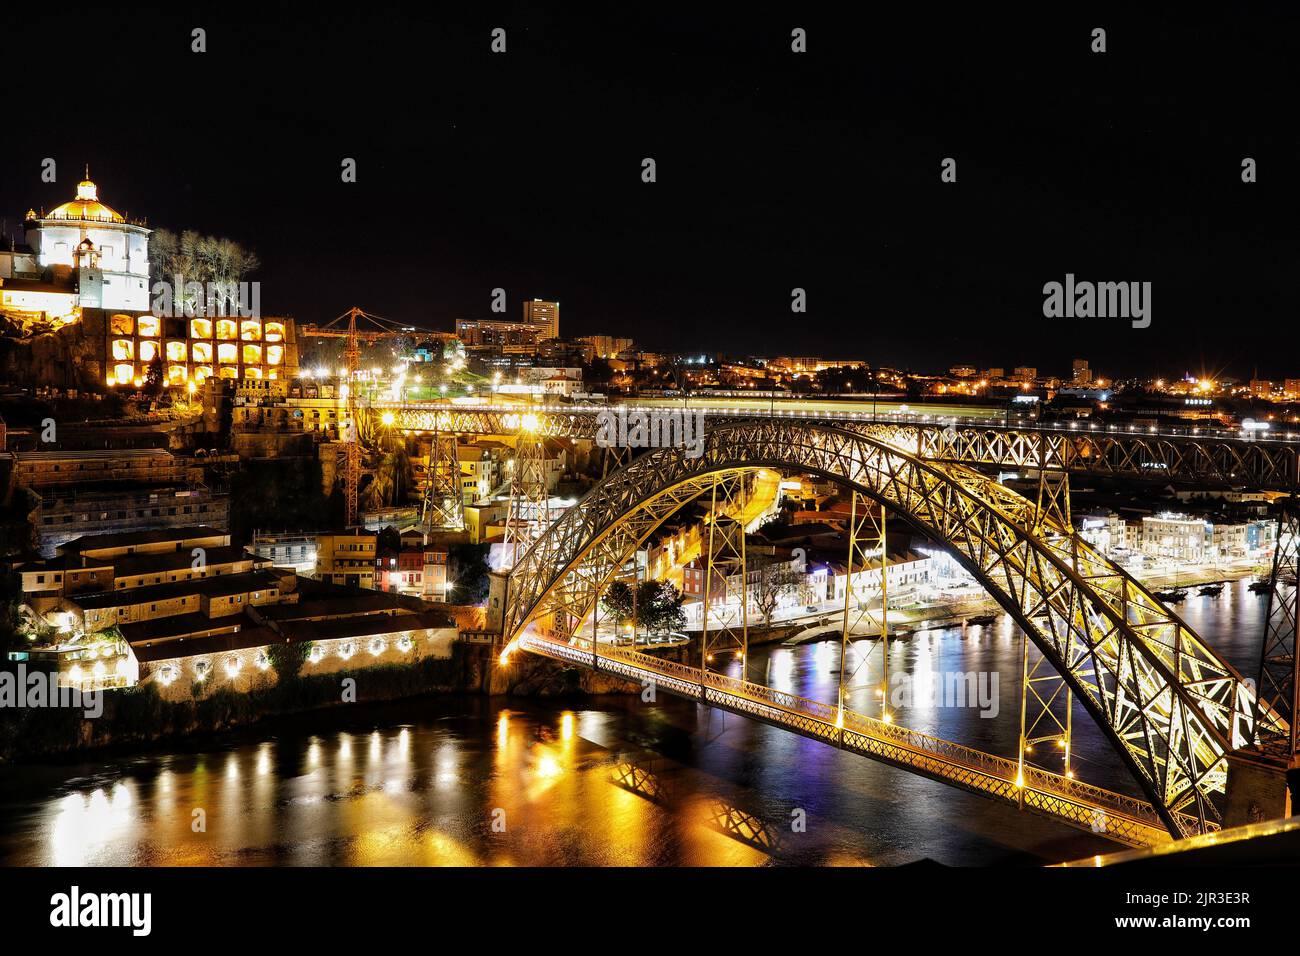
[701,478,749,680]
[421,430,464,531]
[885,422,1299,489]
[1257,503,1300,757]
[371,404,1300,489]
[503,419,1278,836]
[504,432,551,568]
[837,492,891,722]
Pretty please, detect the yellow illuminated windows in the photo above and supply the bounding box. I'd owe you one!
[111,339,134,361]
[193,365,213,382]
[266,344,284,365]
[138,340,159,363]
[137,315,161,337]
[264,322,285,342]
[240,320,262,341]
[110,314,134,335]
[242,344,262,365]
[190,318,212,339]
[191,342,213,363]
[167,365,187,386]
[215,318,237,340]
[217,343,238,364]
[114,363,135,385]
[166,340,187,362]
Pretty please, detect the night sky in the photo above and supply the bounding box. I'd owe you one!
[4,6,1298,379]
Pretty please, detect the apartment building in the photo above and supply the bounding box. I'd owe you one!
[314,532,377,589]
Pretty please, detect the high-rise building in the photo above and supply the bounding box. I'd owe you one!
[1072,359,1091,385]
[1014,366,1037,384]
[522,299,559,339]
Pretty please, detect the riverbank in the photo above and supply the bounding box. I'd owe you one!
[742,565,1262,647]
[0,642,639,764]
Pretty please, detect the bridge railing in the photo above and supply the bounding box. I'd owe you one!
[521,632,1184,837]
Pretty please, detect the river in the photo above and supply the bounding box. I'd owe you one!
[0,579,1269,866]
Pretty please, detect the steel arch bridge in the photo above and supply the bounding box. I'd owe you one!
[374,402,1300,489]
[501,419,1277,841]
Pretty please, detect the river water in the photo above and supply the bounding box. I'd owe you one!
[0,579,1269,866]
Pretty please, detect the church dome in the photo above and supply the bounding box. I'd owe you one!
[47,177,125,223]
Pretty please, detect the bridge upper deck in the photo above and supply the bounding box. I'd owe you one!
[376,401,1300,489]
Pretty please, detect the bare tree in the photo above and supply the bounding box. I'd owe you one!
[751,554,804,626]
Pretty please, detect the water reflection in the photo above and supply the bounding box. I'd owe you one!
[0,582,1264,866]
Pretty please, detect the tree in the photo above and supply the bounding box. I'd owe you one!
[600,581,636,627]
[641,580,686,635]
[376,525,401,554]
[144,356,164,397]
[149,227,260,287]
[448,543,490,604]
[751,556,804,626]
[267,640,313,681]
[600,580,686,636]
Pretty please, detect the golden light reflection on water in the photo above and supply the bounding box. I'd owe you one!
[23,706,876,866]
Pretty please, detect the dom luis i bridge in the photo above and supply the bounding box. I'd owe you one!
[368,399,1300,849]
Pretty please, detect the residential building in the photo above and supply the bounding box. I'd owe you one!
[314,532,377,589]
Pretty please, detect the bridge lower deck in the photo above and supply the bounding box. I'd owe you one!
[518,632,1186,849]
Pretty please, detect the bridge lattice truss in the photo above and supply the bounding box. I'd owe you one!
[502,420,1277,839]
[378,405,1300,489]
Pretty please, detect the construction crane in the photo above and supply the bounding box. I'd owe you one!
[313,307,413,527]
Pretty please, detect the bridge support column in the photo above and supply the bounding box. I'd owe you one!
[421,427,464,532]
[1255,500,1299,755]
[505,427,551,567]
[1224,749,1293,827]
[701,477,748,682]
[837,492,891,724]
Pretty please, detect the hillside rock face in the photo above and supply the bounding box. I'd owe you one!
[0,320,102,390]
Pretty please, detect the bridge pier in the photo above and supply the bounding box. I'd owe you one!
[1224,748,1294,827]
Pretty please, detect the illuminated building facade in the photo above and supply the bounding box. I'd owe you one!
[521,298,559,339]
[2,175,297,389]
[0,175,150,330]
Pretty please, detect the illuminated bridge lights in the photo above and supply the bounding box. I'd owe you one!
[498,419,1278,839]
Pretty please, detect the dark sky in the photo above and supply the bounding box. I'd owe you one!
[5,6,1298,379]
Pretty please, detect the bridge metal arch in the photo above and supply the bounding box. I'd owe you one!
[374,402,1300,489]
[502,420,1268,835]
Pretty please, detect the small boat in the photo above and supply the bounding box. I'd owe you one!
[1249,581,1272,595]
[1198,583,1224,597]
[1155,589,1187,603]
[965,614,997,626]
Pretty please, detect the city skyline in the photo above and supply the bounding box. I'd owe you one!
[2,5,1299,902]
[4,8,1299,378]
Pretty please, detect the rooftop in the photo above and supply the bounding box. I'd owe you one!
[60,525,227,556]
[111,546,265,579]
[69,569,287,611]
[278,610,453,644]
[132,625,281,665]
[41,178,127,224]
[120,611,246,646]
[16,447,175,461]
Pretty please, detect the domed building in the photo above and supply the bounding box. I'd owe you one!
[2,171,297,390]
[24,172,152,311]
